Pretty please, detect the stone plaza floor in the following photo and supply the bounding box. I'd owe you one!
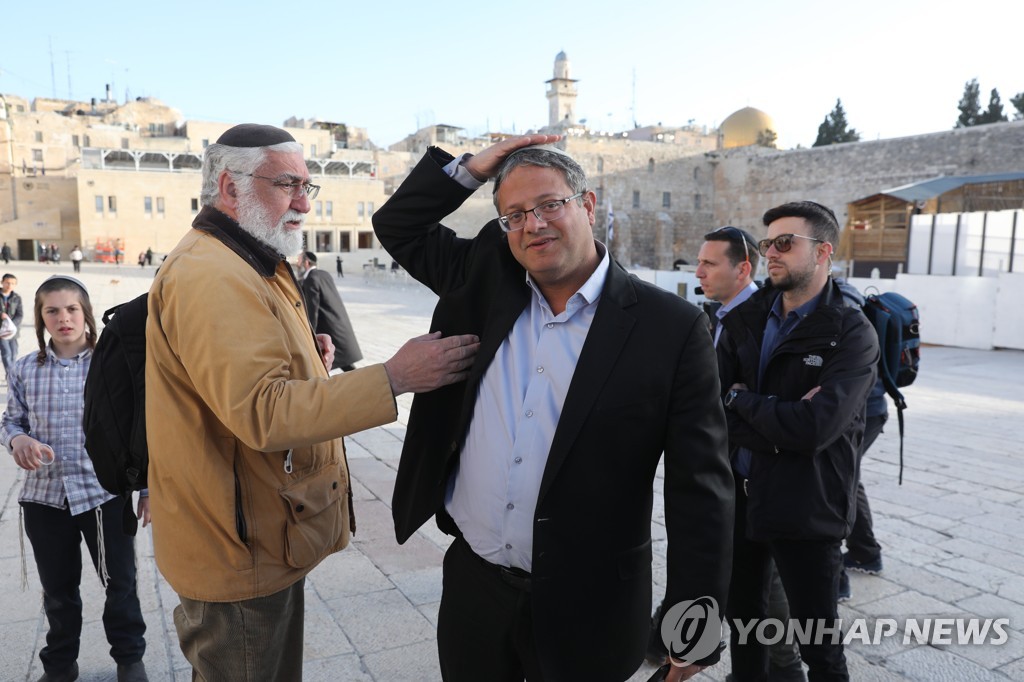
[0,261,1021,681]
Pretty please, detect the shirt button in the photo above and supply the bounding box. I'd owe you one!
[506,503,514,510]
[505,543,512,550]
[514,457,523,464]
[525,410,533,418]
[536,366,544,373]
[546,323,554,329]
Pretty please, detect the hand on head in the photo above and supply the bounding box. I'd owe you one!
[384,331,480,396]
[463,134,562,182]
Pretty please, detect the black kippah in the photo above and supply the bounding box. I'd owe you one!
[215,123,296,148]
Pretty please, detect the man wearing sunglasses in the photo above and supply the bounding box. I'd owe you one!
[716,201,879,681]
[374,136,733,682]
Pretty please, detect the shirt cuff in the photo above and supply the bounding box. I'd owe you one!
[442,154,486,190]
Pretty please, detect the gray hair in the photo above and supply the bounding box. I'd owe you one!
[492,147,588,210]
[200,140,303,207]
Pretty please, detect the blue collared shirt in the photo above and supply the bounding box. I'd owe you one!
[2,346,116,515]
[713,282,758,347]
[446,245,611,572]
[734,290,822,477]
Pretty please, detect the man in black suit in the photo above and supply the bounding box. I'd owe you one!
[373,136,733,682]
[298,251,362,372]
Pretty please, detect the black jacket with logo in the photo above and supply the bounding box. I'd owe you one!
[718,278,879,542]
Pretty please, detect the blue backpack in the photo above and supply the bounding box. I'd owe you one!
[861,291,920,483]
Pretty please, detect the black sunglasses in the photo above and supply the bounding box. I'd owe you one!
[757,233,825,257]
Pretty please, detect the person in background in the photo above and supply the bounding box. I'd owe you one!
[297,250,363,372]
[70,246,84,273]
[0,273,24,384]
[717,201,879,681]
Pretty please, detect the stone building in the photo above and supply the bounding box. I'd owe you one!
[4,53,1022,274]
[521,53,1024,275]
[0,91,393,262]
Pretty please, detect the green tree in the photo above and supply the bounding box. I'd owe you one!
[956,79,981,127]
[1010,92,1024,121]
[756,128,778,148]
[813,99,860,146]
[976,88,1008,124]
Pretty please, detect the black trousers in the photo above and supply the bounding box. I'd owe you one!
[437,536,543,682]
[727,475,847,681]
[846,414,886,562]
[22,497,146,672]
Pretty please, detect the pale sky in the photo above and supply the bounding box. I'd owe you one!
[2,0,1021,149]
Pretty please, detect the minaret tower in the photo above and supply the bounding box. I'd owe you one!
[546,51,578,127]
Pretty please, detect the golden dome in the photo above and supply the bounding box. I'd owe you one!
[720,107,776,149]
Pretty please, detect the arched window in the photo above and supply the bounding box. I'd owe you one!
[648,158,655,173]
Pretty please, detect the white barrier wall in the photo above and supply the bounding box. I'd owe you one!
[994,273,1024,350]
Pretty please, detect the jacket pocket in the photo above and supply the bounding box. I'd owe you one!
[278,465,346,568]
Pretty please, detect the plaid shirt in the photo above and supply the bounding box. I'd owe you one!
[1,346,114,515]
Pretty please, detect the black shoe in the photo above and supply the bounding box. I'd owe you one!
[844,553,884,575]
[117,661,149,682]
[646,601,668,666]
[838,568,852,602]
[37,662,79,682]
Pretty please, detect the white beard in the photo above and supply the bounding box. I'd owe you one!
[236,197,305,257]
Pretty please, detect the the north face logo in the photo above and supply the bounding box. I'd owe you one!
[803,354,823,367]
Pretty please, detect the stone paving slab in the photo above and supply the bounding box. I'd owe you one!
[1,262,1023,680]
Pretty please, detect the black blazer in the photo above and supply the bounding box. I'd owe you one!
[373,148,734,681]
[301,267,362,370]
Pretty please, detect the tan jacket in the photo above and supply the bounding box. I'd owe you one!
[146,207,397,601]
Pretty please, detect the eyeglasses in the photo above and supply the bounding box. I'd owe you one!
[232,171,320,200]
[757,233,825,257]
[498,193,584,232]
[706,225,752,266]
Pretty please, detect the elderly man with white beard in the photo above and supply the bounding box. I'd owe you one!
[145,124,480,681]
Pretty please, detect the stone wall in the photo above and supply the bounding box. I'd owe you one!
[711,120,1024,236]
[600,120,1024,265]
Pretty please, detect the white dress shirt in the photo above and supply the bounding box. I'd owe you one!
[445,244,610,572]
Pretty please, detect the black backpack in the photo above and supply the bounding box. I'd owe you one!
[83,293,149,535]
[861,291,921,484]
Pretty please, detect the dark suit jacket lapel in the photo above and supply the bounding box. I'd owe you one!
[453,274,532,451]
[537,262,637,505]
